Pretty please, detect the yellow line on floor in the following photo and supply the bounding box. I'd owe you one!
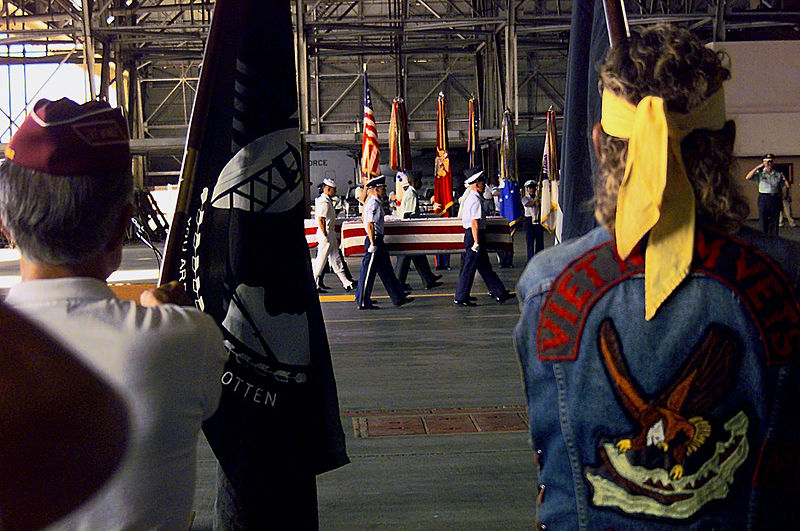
[319,294,356,302]
[327,317,414,323]
[319,292,516,303]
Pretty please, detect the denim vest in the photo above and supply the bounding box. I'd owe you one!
[515,224,800,530]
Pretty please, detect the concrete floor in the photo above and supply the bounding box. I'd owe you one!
[188,235,542,530]
[4,220,790,529]
[0,231,542,529]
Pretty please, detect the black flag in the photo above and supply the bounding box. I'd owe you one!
[160,0,348,523]
[559,0,610,240]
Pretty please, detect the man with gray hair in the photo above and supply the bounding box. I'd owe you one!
[0,98,227,529]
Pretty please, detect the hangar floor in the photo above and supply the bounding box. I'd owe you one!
[4,220,793,528]
[190,233,543,530]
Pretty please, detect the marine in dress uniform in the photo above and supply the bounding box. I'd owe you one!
[312,178,354,291]
[355,175,412,309]
[453,168,513,306]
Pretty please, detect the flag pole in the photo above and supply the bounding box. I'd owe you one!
[159,0,228,285]
[603,0,629,47]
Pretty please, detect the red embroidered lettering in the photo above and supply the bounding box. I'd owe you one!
[558,271,591,312]
[540,316,570,351]
[762,295,800,330]
[550,301,580,325]
[745,273,782,309]
[627,249,645,268]
[574,254,605,289]
[695,230,726,269]
[771,328,800,362]
[611,249,629,273]
[736,248,768,282]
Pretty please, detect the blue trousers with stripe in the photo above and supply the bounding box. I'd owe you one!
[454,229,506,301]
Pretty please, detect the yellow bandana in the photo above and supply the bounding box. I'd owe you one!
[601,88,726,320]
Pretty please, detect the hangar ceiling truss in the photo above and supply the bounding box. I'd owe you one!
[2,0,800,181]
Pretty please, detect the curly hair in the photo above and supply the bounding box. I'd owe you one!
[594,23,749,233]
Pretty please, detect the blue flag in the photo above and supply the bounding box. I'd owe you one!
[559,0,609,240]
[498,179,523,236]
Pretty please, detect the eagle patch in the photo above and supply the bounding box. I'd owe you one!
[585,319,749,520]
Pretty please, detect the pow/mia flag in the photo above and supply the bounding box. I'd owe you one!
[162,0,348,521]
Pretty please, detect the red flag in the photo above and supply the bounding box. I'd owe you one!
[389,98,411,172]
[361,65,380,179]
[433,93,453,216]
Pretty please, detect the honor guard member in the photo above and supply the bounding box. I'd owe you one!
[313,178,354,292]
[745,153,788,235]
[355,175,413,309]
[453,168,513,306]
[0,98,227,529]
[522,179,544,260]
[394,174,442,290]
[515,24,800,529]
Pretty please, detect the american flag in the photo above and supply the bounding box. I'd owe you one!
[361,66,380,178]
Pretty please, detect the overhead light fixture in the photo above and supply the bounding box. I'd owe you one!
[106,14,115,23]
[124,0,134,6]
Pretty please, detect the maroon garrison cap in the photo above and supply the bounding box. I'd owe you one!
[4,98,130,176]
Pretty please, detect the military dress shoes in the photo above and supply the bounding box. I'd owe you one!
[344,284,354,291]
[425,281,443,290]
[318,281,331,290]
[359,302,379,310]
[494,292,515,304]
[454,299,477,307]
[394,296,414,307]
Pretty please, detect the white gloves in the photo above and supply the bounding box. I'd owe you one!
[471,242,480,252]
[367,244,377,253]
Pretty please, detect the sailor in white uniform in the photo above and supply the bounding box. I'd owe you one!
[312,178,353,292]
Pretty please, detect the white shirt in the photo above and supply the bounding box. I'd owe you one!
[522,192,539,220]
[461,189,484,229]
[5,278,227,530]
[363,194,384,234]
[399,185,419,218]
[457,188,472,217]
[315,193,336,235]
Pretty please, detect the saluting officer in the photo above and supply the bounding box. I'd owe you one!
[454,168,513,306]
[313,178,354,292]
[745,153,788,235]
[355,175,413,309]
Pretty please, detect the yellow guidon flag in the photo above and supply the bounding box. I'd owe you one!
[600,88,726,320]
